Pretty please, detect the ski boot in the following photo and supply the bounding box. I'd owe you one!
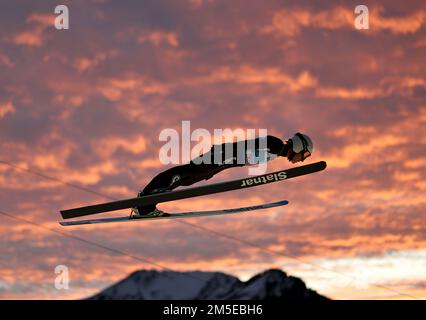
[131,207,167,218]
[130,188,171,218]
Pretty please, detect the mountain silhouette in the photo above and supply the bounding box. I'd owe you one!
[89,268,328,300]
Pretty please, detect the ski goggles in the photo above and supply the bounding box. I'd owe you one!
[286,149,309,162]
[301,150,311,161]
[288,149,311,162]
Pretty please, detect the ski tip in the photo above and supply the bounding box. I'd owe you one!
[275,200,289,206]
[310,160,327,171]
[316,160,327,169]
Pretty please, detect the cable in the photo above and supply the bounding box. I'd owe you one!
[0,160,420,299]
[0,209,210,285]
[0,160,109,199]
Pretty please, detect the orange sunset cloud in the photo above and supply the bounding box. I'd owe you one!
[0,0,425,301]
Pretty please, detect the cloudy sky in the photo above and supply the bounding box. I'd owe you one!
[0,0,425,299]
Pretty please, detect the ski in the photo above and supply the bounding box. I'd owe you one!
[60,160,326,219]
[59,200,289,226]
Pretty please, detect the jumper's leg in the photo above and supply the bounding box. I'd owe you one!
[133,163,230,216]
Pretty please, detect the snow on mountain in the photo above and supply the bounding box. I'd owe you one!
[89,269,327,300]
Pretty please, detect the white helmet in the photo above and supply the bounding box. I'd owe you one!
[289,132,313,161]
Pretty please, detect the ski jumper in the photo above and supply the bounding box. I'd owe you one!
[137,135,286,213]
